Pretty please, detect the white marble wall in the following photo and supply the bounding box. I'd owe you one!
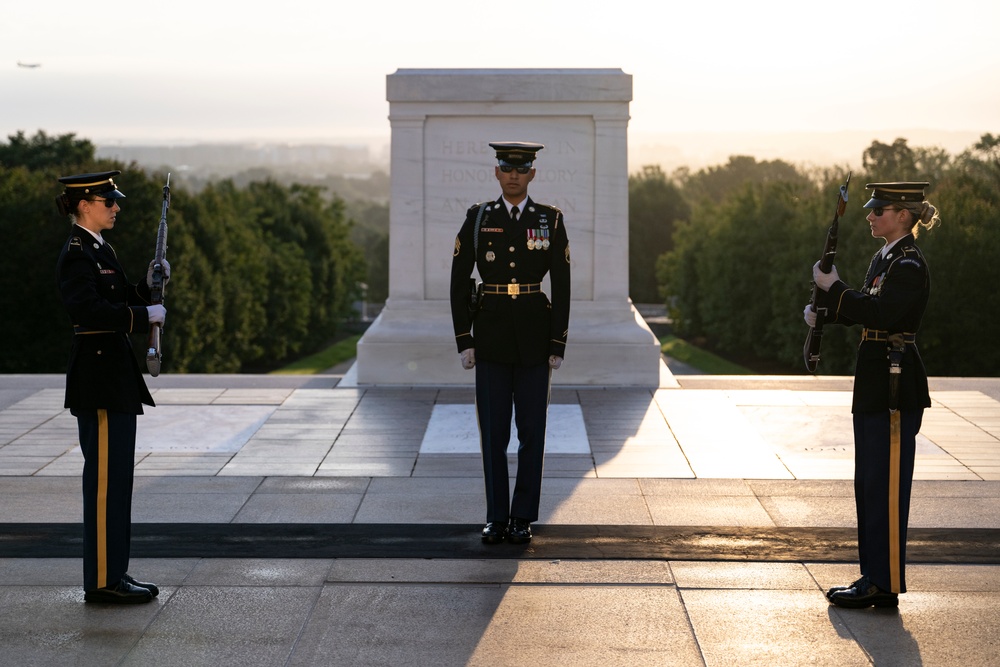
[355,69,661,386]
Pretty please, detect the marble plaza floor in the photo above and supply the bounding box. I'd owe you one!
[1,369,999,666]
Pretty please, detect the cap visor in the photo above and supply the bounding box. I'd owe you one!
[863,197,891,208]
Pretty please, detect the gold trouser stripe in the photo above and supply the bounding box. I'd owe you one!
[888,410,902,593]
[97,409,109,589]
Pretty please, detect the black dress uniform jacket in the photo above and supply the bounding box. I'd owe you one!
[450,197,571,365]
[56,225,155,413]
[823,234,931,412]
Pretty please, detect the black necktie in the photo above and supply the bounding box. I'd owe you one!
[511,205,519,222]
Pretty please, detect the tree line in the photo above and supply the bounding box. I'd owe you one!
[4,129,997,376]
[1,131,368,373]
[629,135,1000,376]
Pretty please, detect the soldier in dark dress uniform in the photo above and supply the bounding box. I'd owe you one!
[805,182,940,608]
[449,142,571,545]
[54,171,166,604]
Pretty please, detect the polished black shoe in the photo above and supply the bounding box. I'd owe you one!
[123,573,159,597]
[829,576,898,609]
[826,576,865,601]
[84,579,154,604]
[481,522,507,544]
[507,518,532,544]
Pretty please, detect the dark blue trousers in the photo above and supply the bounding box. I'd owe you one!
[853,409,922,594]
[75,409,137,591]
[475,360,551,523]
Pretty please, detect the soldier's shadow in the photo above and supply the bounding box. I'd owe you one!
[828,606,922,666]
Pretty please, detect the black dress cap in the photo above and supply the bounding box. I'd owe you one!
[57,170,126,200]
[863,182,929,208]
[489,142,544,167]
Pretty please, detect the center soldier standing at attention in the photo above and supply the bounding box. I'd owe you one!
[450,142,571,545]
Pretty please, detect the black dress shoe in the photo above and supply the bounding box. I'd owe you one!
[481,522,507,544]
[507,518,532,544]
[123,573,159,597]
[826,576,865,601]
[84,579,154,604]
[829,576,898,609]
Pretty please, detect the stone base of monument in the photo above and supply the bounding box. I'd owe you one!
[353,299,664,387]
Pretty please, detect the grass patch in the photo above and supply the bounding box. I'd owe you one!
[270,334,362,375]
[659,334,754,375]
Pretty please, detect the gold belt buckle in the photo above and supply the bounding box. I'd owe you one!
[507,283,520,296]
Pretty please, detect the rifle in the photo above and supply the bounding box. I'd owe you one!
[146,174,171,377]
[803,172,850,373]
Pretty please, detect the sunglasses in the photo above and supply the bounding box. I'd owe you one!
[88,197,117,208]
[870,206,901,217]
[499,165,531,174]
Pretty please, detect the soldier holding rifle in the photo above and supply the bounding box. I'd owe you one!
[804,181,940,609]
[55,170,168,604]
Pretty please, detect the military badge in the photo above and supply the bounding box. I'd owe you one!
[485,251,495,262]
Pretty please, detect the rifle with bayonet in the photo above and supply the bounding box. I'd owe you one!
[803,172,850,373]
[146,174,170,377]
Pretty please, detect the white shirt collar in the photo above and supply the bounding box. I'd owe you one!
[500,197,527,216]
[881,237,903,259]
[77,225,104,245]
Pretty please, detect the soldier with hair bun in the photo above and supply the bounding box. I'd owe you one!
[55,171,167,604]
[806,181,940,609]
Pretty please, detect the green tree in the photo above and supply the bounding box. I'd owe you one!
[0,130,95,171]
[1,131,368,374]
[628,165,690,303]
[657,136,1000,376]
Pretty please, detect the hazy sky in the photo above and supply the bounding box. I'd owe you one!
[3,0,998,147]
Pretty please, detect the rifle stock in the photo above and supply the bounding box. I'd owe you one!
[146,174,170,376]
[803,172,850,373]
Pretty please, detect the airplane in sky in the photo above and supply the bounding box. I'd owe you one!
[17,61,42,68]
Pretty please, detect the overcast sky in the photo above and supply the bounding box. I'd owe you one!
[3,0,998,148]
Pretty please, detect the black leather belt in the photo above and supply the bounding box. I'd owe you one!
[482,283,542,296]
[73,326,115,335]
[861,329,916,343]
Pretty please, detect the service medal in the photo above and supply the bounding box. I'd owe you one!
[534,238,543,250]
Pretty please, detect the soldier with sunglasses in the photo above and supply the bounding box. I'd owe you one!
[55,171,167,604]
[805,182,940,609]
[450,142,571,545]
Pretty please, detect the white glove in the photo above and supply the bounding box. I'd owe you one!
[460,348,476,370]
[803,304,817,327]
[147,304,167,326]
[147,258,171,288]
[549,355,563,370]
[812,261,840,292]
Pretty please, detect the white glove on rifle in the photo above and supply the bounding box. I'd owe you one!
[803,304,817,327]
[147,258,171,289]
[549,355,563,370]
[147,304,167,326]
[812,261,840,292]
[460,348,476,370]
